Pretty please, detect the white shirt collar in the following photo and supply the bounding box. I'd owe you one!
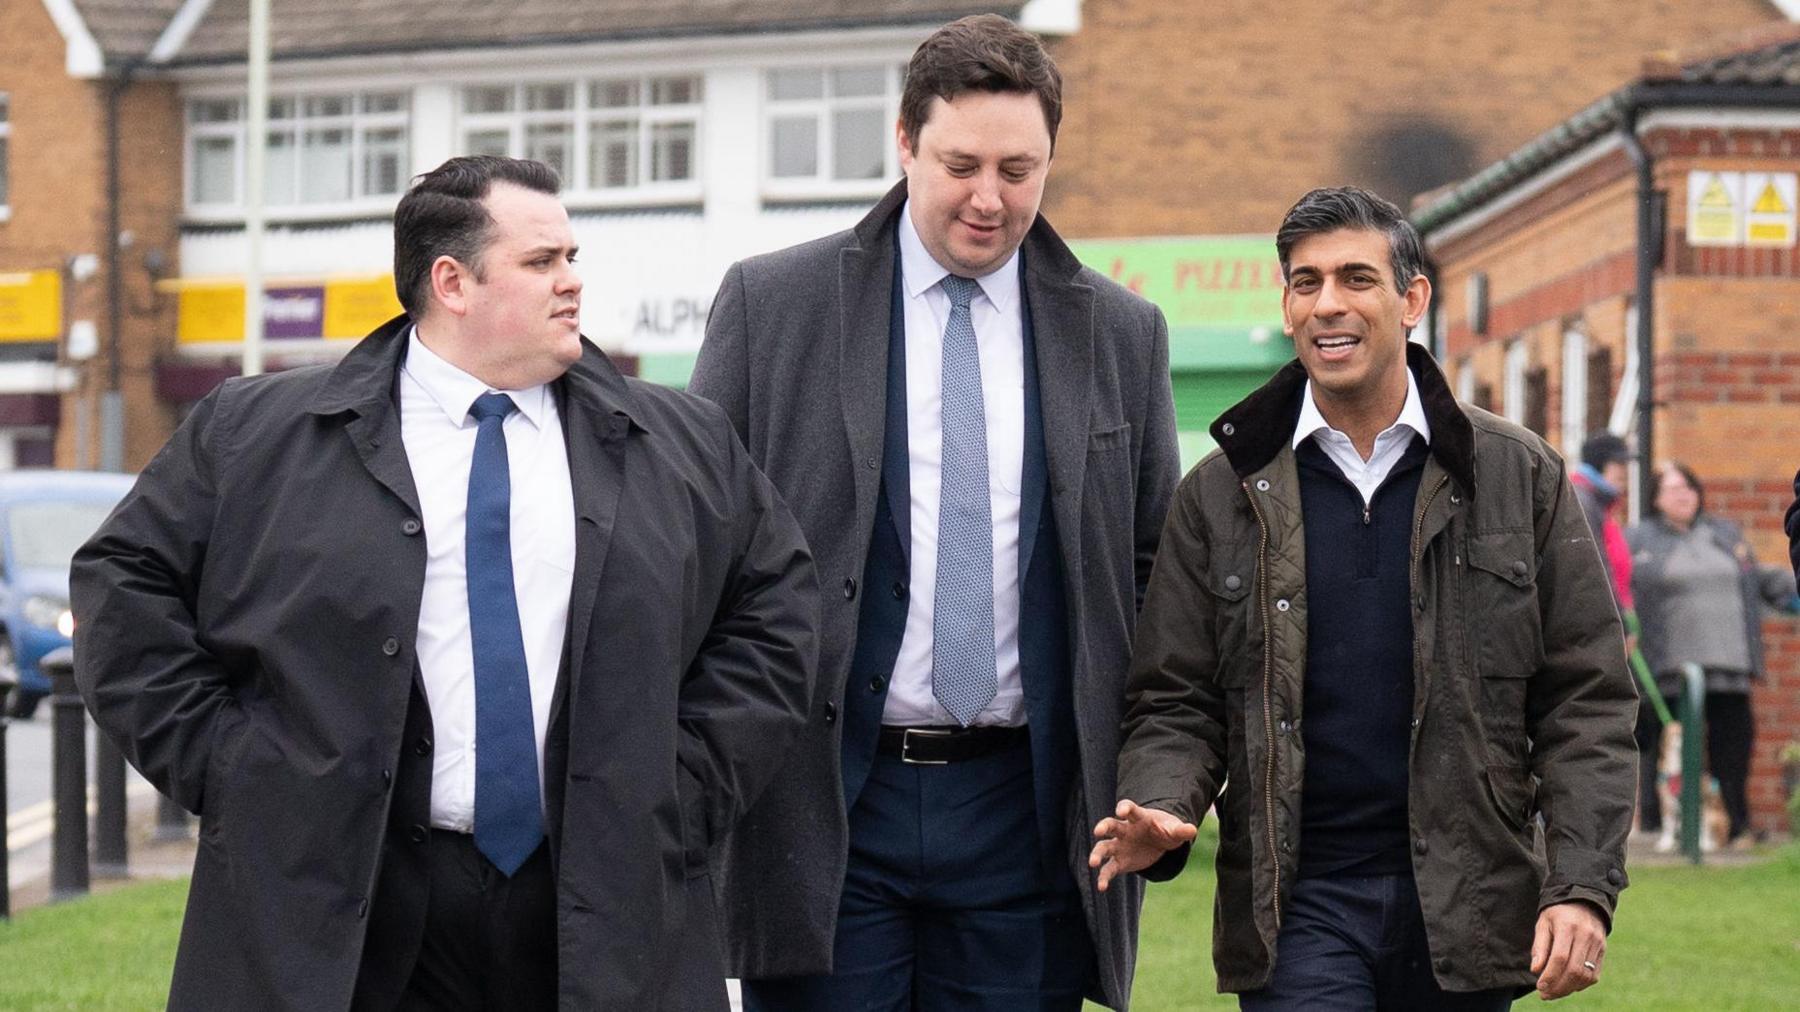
[402,325,549,431]
[1292,366,1432,450]
[897,198,1022,314]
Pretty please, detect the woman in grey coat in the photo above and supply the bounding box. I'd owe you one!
[1628,461,1796,845]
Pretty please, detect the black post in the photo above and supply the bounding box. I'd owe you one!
[1,685,11,921]
[45,648,89,901]
[93,733,129,877]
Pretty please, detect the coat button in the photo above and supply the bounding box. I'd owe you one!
[1224,574,1242,591]
[1255,479,1270,491]
[868,675,886,693]
[401,518,421,536]
[1436,957,1453,974]
[843,577,857,600]
[415,735,433,757]
[892,581,907,601]
[866,456,878,470]
[381,769,393,787]
[1607,868,1623,886]
[382,637,400,657]
[1415,595,1426,612]
[1221,422,1236,436]
[410,824,428,844]
[823,701,837,725]
[1410,716,1421,730]
[1275,599,1290,612]
[1511,560,1528,577]
[1276,719,1292,734]
[1415,838,1429,855]
[357,898,369,919]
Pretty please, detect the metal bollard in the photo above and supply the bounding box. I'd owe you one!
[94,732,129,878]
[43,647,89,901]
[1679,662,1706,865]
[155,795,193,840]
[1,662,13,921]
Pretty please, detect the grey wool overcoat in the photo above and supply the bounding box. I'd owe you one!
[690,180,1181,1009]
[70,316,820,1011]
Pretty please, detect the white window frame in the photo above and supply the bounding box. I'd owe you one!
[183,88,411,221]
[1455,355,1476,404]
[760,63,903,202]
[0,92,11,221]
[1502,339,1529,425]
[1560,326,1588,457]
[455,75,705,208]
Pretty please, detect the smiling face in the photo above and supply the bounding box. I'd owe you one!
[429,182,583,389]
[1281,227,1429,416]
[898,90,1052,277]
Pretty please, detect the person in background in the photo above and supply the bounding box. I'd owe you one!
[1629,461,1795,848]
[1572,432,1635,621]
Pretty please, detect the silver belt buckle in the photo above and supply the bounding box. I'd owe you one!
[900,727,953,765]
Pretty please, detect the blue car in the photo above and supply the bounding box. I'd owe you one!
[0,469,135,719]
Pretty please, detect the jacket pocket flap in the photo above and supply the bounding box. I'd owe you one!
[1088,423,1131,451]
[1467,531,1536,589]
[1208,567,1252,603]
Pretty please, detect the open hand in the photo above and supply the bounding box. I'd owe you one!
[1088,800,1198,892]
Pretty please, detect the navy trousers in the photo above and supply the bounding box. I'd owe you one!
[1240,871,1515,1011]
[743,738,1092,1010]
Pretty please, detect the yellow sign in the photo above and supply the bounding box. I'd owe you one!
[322,276,403,339]
[1745,172,1797,248]
[177,282,248,343]
[0,270,62,342]
[1688,171,1741,246]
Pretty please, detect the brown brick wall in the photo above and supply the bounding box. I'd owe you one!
[1042,0,1780,239]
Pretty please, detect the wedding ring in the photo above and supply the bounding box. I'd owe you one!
[1583,960,1597,972]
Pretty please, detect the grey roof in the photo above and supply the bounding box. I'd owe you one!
[166,0,1016,65]
[69,0,184,62]
[1416,24,1800,234]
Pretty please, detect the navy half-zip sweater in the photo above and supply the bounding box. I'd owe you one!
[1295,433,1429,878]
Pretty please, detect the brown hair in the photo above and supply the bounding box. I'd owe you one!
[899,14,1062,152]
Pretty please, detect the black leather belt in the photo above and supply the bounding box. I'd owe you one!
[877,724,1028,765]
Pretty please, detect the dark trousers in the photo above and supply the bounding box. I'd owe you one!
[1636,691,1756,839]
[743,739,1092,1011]
[393,831,556,1011]
[1239,872,1514,1012]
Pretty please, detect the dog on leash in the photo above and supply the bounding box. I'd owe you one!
[1653,721,1730,853]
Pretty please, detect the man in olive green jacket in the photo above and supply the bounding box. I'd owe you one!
[1091,187,1636,1008]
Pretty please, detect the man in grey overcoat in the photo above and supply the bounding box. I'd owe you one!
[71,156,819,1010]
[691,15,1179,1010]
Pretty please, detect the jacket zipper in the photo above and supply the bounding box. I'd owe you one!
[1241,480,1281,930]
[1412,475,1449,581]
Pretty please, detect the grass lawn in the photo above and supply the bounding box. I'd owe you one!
[1,836,1794,1010]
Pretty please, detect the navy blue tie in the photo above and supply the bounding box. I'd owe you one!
[466,392,543,875]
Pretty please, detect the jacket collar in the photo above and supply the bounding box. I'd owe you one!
[851,178,1087,283]
[307,312,647,435]
[1211,341,1477,496]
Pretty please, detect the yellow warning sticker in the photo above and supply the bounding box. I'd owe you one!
[1745,172,1797,247]
[1688,172,1741,245]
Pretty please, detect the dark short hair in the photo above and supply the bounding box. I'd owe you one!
[1653,460,1706,517]
[900,14,1062,152]
[1276,186,1426,294]
[392,156,561,318]
[1580,432,1631,470]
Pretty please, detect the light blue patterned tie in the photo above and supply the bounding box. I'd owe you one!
[466,392,544,875]
[933,275,997,727]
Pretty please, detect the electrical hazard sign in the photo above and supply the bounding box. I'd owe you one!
[1744,172,1797,247]
[1687,170,1799,248]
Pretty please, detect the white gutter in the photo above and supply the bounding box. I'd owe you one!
[39,0,104,78]
[149,0,216,64]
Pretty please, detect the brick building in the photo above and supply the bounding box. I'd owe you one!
[7,2,1795,472]
[1416,25,1800,835]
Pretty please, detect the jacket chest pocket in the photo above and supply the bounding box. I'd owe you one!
[1465,531,1542,764]
[1209,553,1258,692]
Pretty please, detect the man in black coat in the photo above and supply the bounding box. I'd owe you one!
[71,155,819,1011]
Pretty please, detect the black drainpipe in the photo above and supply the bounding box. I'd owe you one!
[101,58,144,472]
[1619,108,1657,517]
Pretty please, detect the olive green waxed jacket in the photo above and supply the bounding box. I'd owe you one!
[1118,344,1637,994]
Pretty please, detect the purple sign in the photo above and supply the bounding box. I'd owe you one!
[264,285,325,339]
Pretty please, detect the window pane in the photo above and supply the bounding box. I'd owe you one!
[463,129,510,157]
[589,119,638,188]
[362,92,406,115]
[264,129,297,204]
[268,97,295,120]
[525,83,572,112]
[362,127,406,196]
[830,66,885,98]
[304,95,349,118]
[189,99,240,124]
[591,79,640,109]
[832,108,885,180]
[650,77,700,106]
[191,136,236,203]
[768,69,823,101]
[770,116,818,178]
[650,122,694,182]
[525,122,570,180]
[463,86,514,114]
[300,127,352,202]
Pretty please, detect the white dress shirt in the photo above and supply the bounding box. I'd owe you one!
[884,201,1027,727]
[399,330,576,831]
[1292,369,1433,504]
